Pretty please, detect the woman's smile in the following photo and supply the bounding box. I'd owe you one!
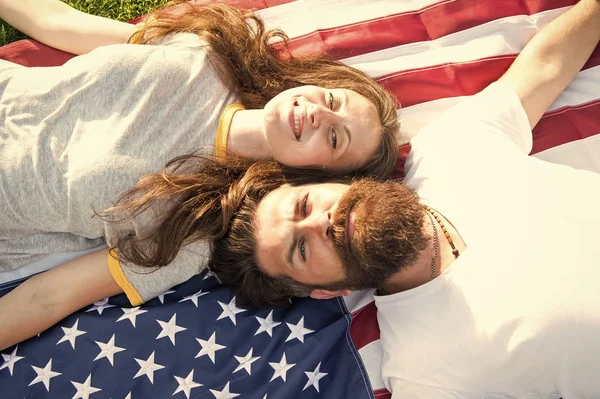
[290,101,305,140]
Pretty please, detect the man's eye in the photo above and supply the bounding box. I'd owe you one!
[301,193,309,217]
[331,129,337,150]
[299,238,306,261]
[329,92,335,110]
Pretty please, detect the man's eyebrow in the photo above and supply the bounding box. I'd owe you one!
[287,231,297,266]
[286,191,300,267]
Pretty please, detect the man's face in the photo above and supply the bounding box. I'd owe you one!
[254,182,350,288]
[254,179,428,298]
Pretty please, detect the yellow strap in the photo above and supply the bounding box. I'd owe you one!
[215,103,245,155]
[107,249,145,306]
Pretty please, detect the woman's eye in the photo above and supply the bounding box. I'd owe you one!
[332,130,338,150]
[329,92,335,110]
[299,238,306,261]
[301,194,309,217]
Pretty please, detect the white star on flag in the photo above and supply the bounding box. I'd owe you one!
[0,345,24,376]
[71,373,102,399]
[117,307,147,327]
[173,370,202,399]
[268,353,295,382]
[29,359,62,391]
[57,319,87,349]
[303,362,328,392]
[178,290,209,307]
[254,310,281,337]
[94,334,126,366]
[210,382,240,399]
[85,298,115,315]
[133,351,165,384]
[157,289,175,304]
[156,314,187,345]
[217,296,246,326]
[195,332,226,364]
[233,348,260,375]
[285,316,314,343]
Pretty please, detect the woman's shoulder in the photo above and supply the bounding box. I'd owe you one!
[82,33,207,62]
[63,34,213,81]
[153,32,207,48]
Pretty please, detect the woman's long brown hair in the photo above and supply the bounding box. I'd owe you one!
[130,2,399,179]
[106,3,401,286]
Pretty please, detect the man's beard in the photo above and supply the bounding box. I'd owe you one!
[329,179,429,291]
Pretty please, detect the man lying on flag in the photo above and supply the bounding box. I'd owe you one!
[208,0,600,397]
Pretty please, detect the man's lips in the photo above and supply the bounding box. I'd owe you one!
[288,102,304,140]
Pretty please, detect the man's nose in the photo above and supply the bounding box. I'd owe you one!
[299,210,332,238]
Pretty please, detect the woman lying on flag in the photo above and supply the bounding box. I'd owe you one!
[0,0,398,347]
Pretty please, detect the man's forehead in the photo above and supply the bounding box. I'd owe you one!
[256,185,296,260]
[257,190,295,275]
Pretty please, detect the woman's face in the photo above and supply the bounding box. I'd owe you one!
[263,85,381,172]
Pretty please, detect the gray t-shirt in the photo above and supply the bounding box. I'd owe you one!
[0,33,234,303]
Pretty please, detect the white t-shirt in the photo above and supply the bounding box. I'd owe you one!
[375,82,600,399]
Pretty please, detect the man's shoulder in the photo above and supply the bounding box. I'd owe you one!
[410,82,532,164]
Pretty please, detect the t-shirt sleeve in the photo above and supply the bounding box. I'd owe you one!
[404,81,534,204]
[103,203,210,306]
[416,81,532,154]
[108,241,209,306]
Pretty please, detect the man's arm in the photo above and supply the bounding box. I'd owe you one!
[0,248,123,351]
[0,0,137,55]
[498,0,600,128]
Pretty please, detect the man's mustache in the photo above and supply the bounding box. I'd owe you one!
[331,190,357,258]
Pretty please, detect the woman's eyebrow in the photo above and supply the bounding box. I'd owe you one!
[342,91,352,156]
[336,125,352,162]
[344,125,352,148]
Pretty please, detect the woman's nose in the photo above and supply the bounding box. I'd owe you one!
[307,104,333,129]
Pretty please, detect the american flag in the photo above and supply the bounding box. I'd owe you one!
[0,271,374,398]
[1,0,599,398]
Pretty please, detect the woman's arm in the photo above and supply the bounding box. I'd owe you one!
[498,0,600,128]
[0,248,122,351]
[0,0,138,55]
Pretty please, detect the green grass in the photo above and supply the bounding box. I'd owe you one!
[0,0,171,46]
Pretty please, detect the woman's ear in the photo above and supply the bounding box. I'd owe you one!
[309,289,351,300]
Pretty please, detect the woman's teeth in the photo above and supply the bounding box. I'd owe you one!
[293,106,302,139]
